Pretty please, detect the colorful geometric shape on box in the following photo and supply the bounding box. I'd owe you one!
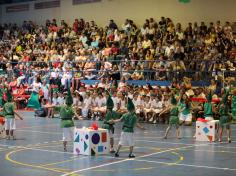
[203,127,209,134]
[101,132,107,142]
[207,135,213,142]
[85,134,89,140]
[92,133,100,145]
[84,141,88,151]
[91,148,96,155]
[98,146,103,152]
[74,134,80,142]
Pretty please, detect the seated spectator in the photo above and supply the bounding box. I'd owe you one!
[35,99,48,117]
[57,92,65,105]
[47,93,57,118]
[117,92,127,114]
[81,91,92,119]
[131,65,144,80]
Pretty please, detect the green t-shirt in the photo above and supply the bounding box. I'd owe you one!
[55,105,75,128]
[102,110,120,130]
[2,102,15,119]
[219,104,229,117]
[0,88,4,106]
[231,95,236,116]
[204,102,213,117]
[179,102,190,115]
[121,112,137,133]
[170,106,179,117]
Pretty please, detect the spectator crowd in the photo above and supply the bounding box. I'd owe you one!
[0,17,235,123]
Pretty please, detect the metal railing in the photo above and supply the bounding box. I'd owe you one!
[0,58,235,84]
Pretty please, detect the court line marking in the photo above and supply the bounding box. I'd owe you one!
[180,148,236,154]
[40,156,88,167]
[17,129,61,135]
[1,143,157,156]
[135,139,236,146]
[134,159,236,171]
[15,129,165,136]
[0,142,76,155]
[4,144,173,175]
[60,143,210,176]
[4,141,82,176]
[19,123,59,129]
[5,148,78,175]
[213,145,236,149]
[11,145,75,155]
[14,128,236,140]
[135,139,196,146]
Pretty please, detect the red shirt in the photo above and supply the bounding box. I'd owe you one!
[107,34,114,41]
[111,47,119,55]
[73,22,79,32]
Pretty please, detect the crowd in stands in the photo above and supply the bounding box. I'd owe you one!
[0,17,235,123]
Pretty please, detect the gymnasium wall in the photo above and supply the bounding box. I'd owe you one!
[0,0,235,27]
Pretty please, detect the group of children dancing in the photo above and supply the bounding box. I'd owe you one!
[0,84,234,157]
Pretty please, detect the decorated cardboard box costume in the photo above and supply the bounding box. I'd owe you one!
[196,118,219,142]
[73,127,110,156]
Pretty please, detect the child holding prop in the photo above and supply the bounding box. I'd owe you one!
[45,89,83,151]
[111,98,145,158]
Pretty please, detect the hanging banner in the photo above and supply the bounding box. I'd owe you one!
[34,0,60,9]
[73,0,102,5]
[6,4,29,13]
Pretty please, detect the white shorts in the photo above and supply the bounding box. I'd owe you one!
[109,130,114,138]
[81,108,89,117]
[153,108,162,114]
[135,108,141,114]
[179,113,192,122]
[5,119,16,130]
[62,127,74,142]
[144,108,152,113]
[205,116,214,121]
[118,132,134,146]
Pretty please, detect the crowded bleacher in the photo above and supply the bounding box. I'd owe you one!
[0,17,235,123]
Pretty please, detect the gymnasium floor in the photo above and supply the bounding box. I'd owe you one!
[0,111,236,176]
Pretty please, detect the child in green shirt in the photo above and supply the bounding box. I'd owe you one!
[159,94,180,139]
[46,89,82,151]
[102,94,120,153]
[111,98,145,158]
[0,89,23,140]
[218,91,232,143]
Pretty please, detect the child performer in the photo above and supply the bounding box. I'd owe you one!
[178,94,192,126]
[159,94,180,139]
[112,98,145,158]
[204,92,215,121]
[0,89,23,140]
[218,91,232,143]
[102,93,120,153]
[46,89,83,151]
[193,92,215,139]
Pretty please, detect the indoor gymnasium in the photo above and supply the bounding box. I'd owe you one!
[0,0,236,176]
